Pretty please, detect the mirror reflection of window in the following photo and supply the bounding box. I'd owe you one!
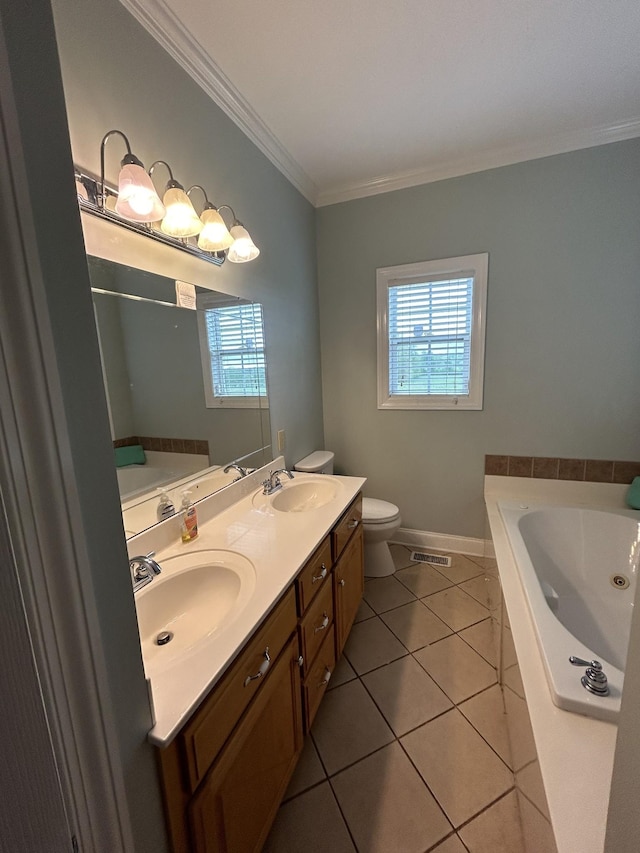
[198,300,268,409]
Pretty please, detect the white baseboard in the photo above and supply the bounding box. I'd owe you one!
[392,527,494,559]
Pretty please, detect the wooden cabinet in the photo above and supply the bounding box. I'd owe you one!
[334,515,364,657]
[158,492,364,852]
[158,589,302,853]
[188,635,303,853]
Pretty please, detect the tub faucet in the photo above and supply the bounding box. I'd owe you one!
[262,468,294,495]
[130,552,162,593]
[569,656,609,696]
[224,463,250,478]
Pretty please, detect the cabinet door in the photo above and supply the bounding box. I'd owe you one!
[188,636,303,853]
[334,524,364,657]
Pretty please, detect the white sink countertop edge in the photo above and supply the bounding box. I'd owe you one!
[128,460,366,747]
[484,475,624,853]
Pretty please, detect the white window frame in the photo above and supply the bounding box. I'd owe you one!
[197,299,268,409]
[377,253,488,410]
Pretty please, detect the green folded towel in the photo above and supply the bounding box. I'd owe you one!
[114,444,146,468]
[626,476,640,510]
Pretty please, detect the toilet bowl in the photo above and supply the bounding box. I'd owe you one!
[362,497,401,578]
[294,451,401,578]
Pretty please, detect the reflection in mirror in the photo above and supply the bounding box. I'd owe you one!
[88,256,272,537]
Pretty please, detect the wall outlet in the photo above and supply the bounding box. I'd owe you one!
[277,429,286,452]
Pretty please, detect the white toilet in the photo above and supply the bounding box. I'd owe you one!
[294,452,402,578]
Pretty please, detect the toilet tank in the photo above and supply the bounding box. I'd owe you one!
[294,450,334,475]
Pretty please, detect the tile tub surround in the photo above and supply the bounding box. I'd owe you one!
[265,545,530,853]
[114,434,209,455]
[485,454,640,483]
[484,475,623,853]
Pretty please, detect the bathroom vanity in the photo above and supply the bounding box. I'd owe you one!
[128,464,364,853]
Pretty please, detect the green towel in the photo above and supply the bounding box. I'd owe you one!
[626,476,640,510]
[114,444,146,468]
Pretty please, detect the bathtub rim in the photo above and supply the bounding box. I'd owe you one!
[485,475,625,853]
[497,500,635,723]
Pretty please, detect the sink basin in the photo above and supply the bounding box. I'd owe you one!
[270,479,339,512]
[135,549,256,671]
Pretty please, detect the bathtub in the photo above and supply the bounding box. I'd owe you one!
[498,501,640,722]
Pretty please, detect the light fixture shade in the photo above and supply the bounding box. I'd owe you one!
[197,207,234,251]
[115,163,165,222]
[227,224,260,263]
[161,187,203,237]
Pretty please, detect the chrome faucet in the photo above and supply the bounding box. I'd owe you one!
[224,463,250,478]
[130,552,162,593]
[262,468,294,495]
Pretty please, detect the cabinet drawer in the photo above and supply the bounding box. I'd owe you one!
[180,586,297,793]
[332,494,362,562]
[298,576,334,676]
[296,536,332,614]
[303,629,337,731]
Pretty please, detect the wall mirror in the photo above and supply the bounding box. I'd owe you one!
[88,254,272,538]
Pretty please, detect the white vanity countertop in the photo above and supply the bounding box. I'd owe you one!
[484,476,623,853]
[128,461,365,747]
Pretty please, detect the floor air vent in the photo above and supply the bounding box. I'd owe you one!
[409,551,452,568]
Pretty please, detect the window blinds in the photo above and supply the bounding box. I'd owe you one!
[204,303,267,397]
[387,276,474,396]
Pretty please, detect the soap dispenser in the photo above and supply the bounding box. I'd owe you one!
[180,490,198,543]
[156,488,176,522]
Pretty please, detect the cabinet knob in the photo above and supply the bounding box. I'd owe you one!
[297,655,304,668]
[244,647,271,687]
[339,578,345,587]
[347,518,359,529]
[314,613,330,634]
[312,564,328,584]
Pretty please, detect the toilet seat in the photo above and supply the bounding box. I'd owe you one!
[363,497,400,525]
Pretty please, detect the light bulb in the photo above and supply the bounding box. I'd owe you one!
[161,187,203,238]
[198,207,234,251]
[228,224,259,263]
[115,163,165,223]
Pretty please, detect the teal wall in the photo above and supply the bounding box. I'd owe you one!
[52,0,324,472]
[317,140,640,538]
[48,0,325,848]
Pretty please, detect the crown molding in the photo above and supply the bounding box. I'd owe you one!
[116,0,640,210]
[118,0,318,205]
[316,118,640,207]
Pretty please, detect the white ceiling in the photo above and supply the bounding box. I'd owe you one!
[122,0,640,206]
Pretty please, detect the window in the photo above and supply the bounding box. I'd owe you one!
[377,254,488,410]
[197,299,268,408]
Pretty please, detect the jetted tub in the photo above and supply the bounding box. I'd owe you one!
[498,501,640,722]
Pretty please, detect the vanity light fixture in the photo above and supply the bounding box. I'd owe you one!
[187,185,234,251]
[100,129,165,222]
[149,161,203,238]
[218,205,260,263]
[75,130,260,267]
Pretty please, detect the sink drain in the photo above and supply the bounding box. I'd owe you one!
[156,630,174,645]
[610,574,630,590]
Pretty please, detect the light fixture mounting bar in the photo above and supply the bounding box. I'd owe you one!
[74,168,225,267]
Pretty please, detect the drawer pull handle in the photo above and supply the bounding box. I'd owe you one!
[314,613,330,634]
[347,518,359,529]
[312,564,328,584]
[244,647,271,687]
[318,667,332,687]
[339,578,345,587]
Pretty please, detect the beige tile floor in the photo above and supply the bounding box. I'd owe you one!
[264,545,526,853]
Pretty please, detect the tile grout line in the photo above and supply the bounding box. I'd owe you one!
[275,548,516,851]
